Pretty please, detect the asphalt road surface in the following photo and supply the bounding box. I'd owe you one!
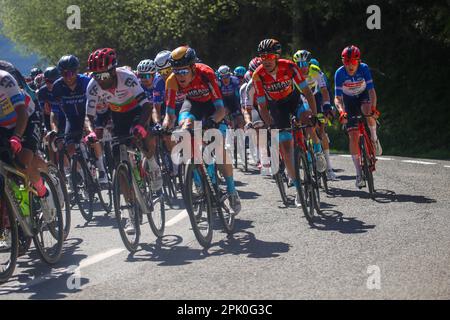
[1,154,449,300]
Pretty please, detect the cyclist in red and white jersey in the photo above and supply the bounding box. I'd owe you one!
[85,48,162,192]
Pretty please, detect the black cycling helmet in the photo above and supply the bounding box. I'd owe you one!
[30,67,43,78]
[257,39,282,55]
[57,55,80,71]
[44,66,60,81]
[169,46,197,68]
[0,60,28,89]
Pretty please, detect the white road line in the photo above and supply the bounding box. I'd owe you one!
[0,248,125,292]
[445,165,450,168]
[166,209,188,227]
[401,160,436,165]
[338,155,352,158]
[377,157,393,161]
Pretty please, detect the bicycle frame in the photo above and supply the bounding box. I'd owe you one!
[0,160,38,237]
[357,118,377,172]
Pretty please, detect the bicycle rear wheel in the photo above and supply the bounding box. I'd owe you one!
[183,162,213,248]
[32,172,64,265]
[297,151,315,222]
[47,163,71,240]
[274,170,289,206]
[71,157,94,222]
[0,199,18,284]
[113,163,140,252]
[142,160,165,238]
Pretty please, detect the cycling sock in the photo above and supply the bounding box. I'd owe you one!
[96,155,106,173]
[324,149,333,170]
[34,178,47,198]
[293,179,301,189]
[351,155,362,176]
[313,143,322,153]
[225,176,236,194]
[369,126,377,141]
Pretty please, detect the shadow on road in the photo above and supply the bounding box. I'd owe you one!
[327,187,436,204]
[371,189,436,204]
[310,209,376,234]
[125,219,289,265]
[0,238,89,299]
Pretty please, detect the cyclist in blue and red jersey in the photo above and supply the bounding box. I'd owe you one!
[163,46,241,214]
[334,45,382,189]
[218,65,244,130]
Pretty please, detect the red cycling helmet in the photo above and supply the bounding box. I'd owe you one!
[88,48,118,73]
[341,45,361,65]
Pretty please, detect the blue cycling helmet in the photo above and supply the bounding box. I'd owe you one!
[57,55,80,71]
[310,58,320,67]
[233,66,246,78]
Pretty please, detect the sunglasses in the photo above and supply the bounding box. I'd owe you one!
[343,59,360,66]
[62,70,77,78]
[260,53,279,61]
[221,74,231,79]
[173,68,190,76]
[159,68,172,77]
[45,79,55,84]
[93,71,113,81]
[139,73,154,80]
[298,61,309,68]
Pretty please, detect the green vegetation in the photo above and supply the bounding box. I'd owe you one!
[1,0,449,158]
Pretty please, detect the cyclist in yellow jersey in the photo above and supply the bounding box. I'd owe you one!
[293,50,337,180]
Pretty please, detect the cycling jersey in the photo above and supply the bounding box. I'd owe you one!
[141,84,153,102]
[38,85,63,119]
[334,63,374,97]
[53,74,91,119]
[86,67,150,117]
[165,63,224,115]
[305,64,327,95]
[253,59,308,106]
[219,76,240,99]
[0,69,26,129]
[152,74,165,106]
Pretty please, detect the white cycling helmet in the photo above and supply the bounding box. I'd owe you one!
[218,65,231,76]
[137,59,156,74]
[154,50,172,71]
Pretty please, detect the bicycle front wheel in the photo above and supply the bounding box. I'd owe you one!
[297,150,315,223]
[72,157,94,222]
[32,172,64,265]
[47,163,71,240]
[113,163,140,252]
[361,137,375,197]
[0,199,18,283]
[183,162,213,248]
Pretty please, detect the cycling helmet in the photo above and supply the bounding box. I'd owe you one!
[310,58,320,67]
[244,70,252,83]
[137,59,156,74]
[257,39,282,55]
[154,50,172,70]
[0,60,29,89]
[43,66,60,81]
[248,57,262,72]
[30,67,43,78]
[34,73,45,88]
[169,46,197,68]
[234,66,246,78]
[293,50,312,63]
[57,55,80,71]
[87,48,118,73]
[341,45,361,64]
[218,65,231,76]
